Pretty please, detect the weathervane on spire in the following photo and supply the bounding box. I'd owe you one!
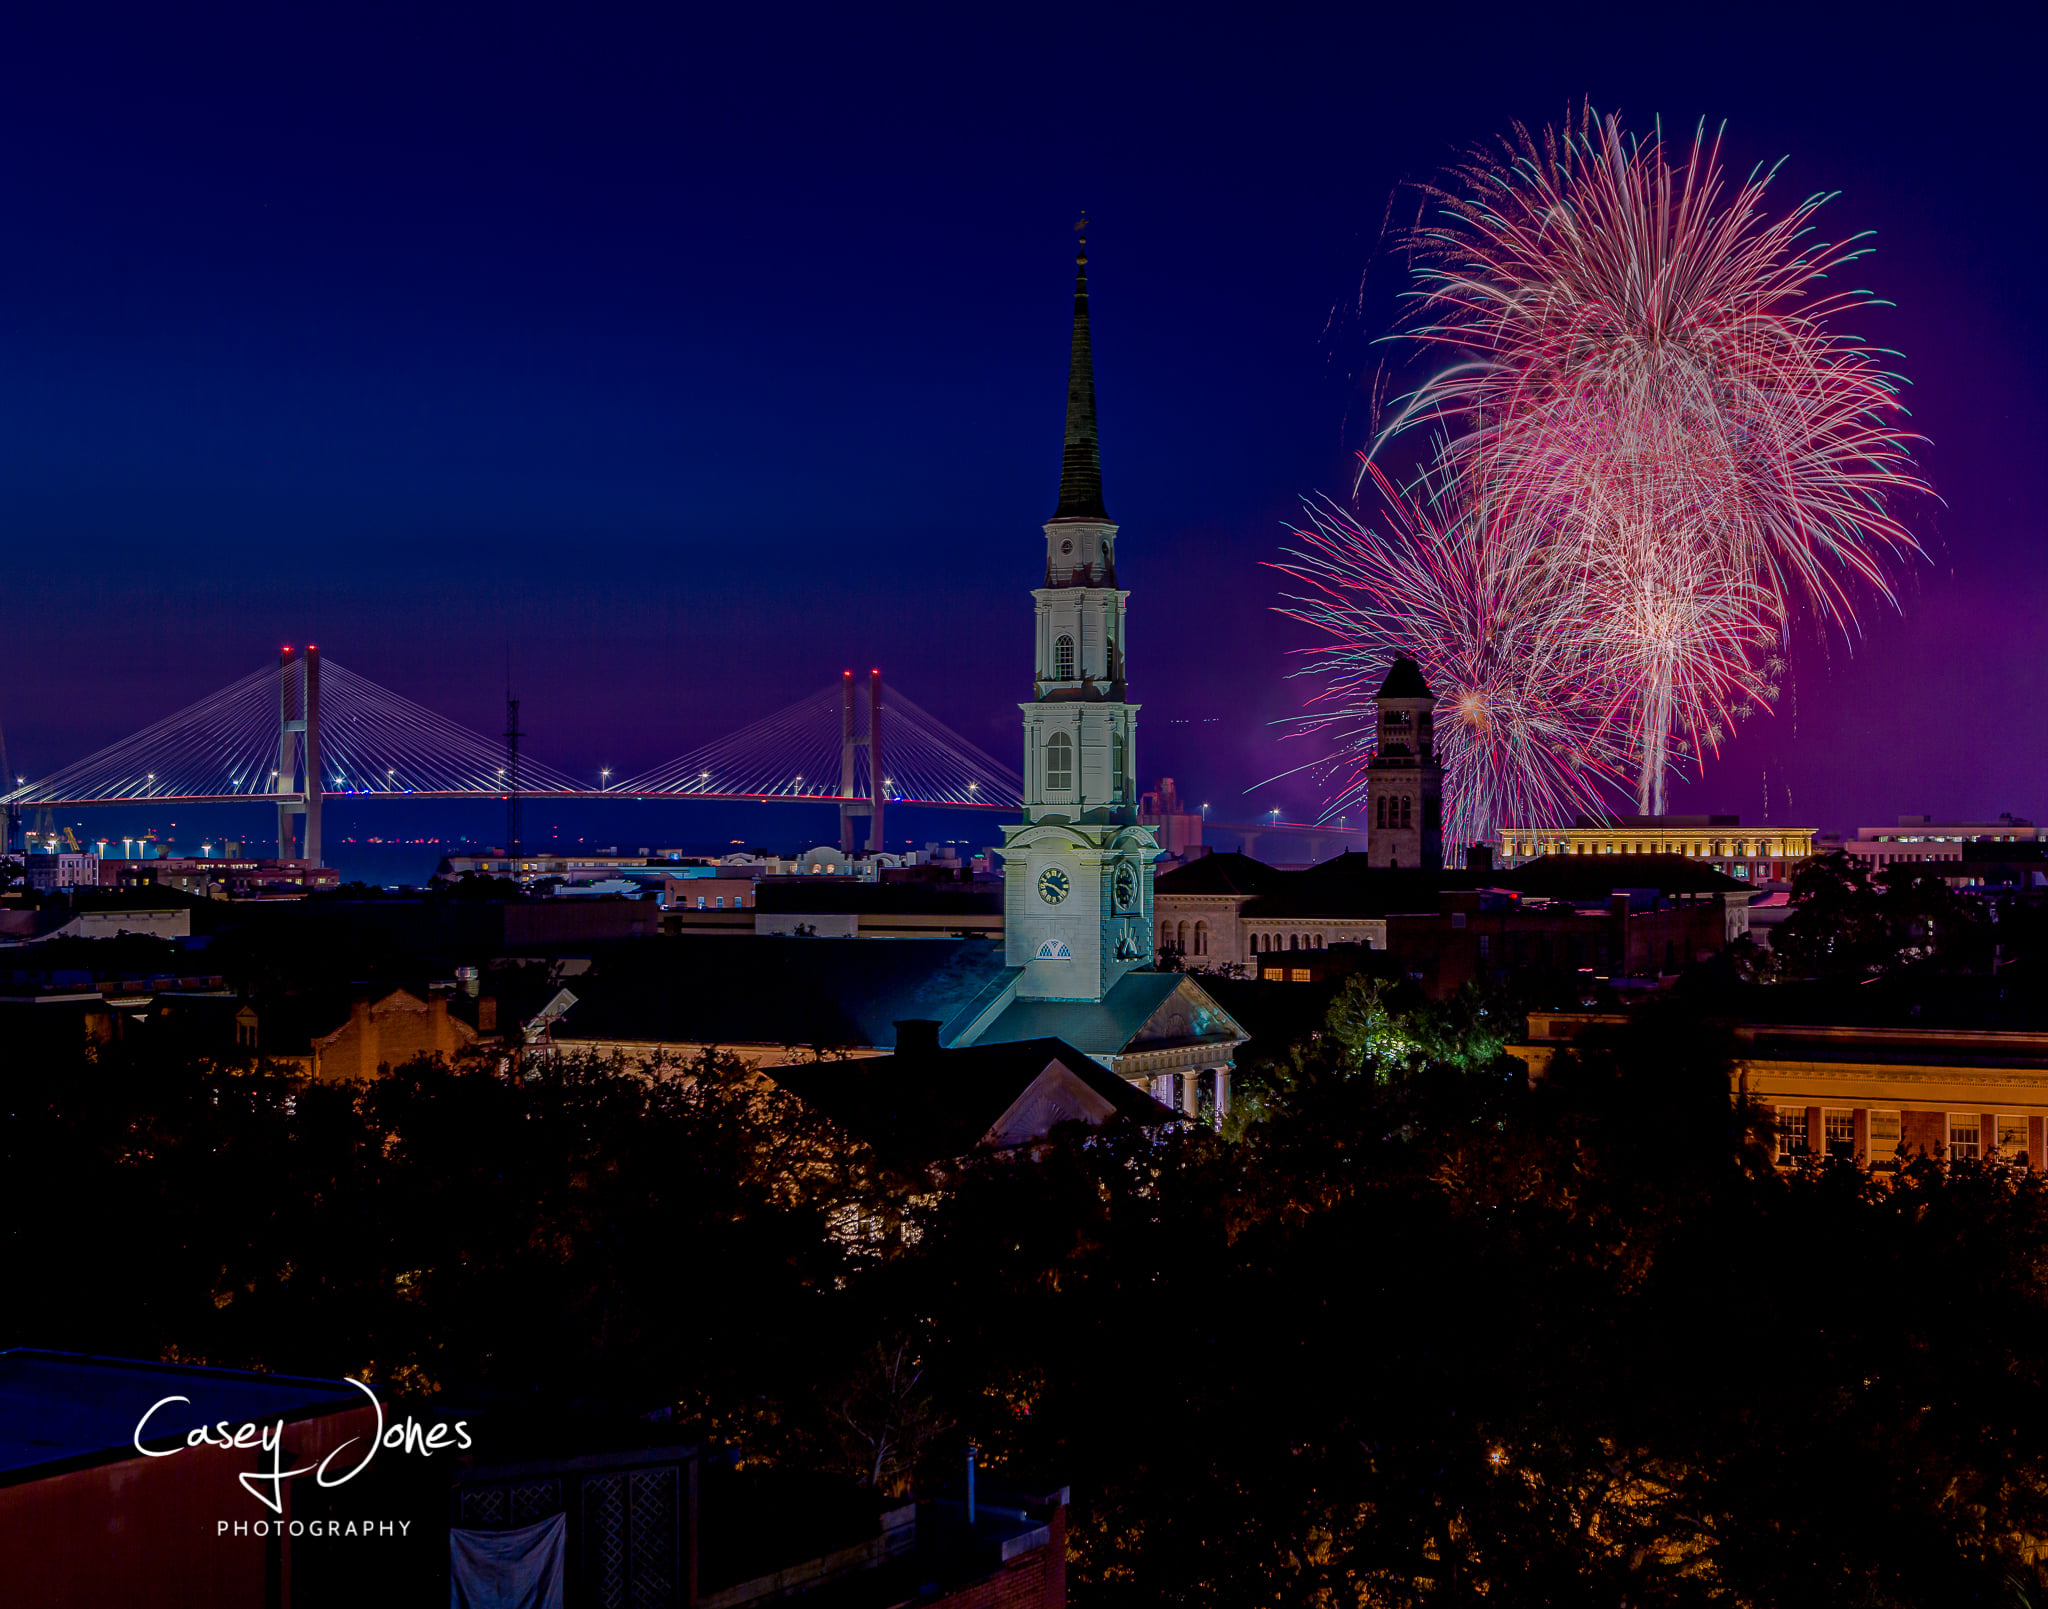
[1075,211,1087,264]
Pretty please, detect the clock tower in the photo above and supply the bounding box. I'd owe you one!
[999,225,1159,1001]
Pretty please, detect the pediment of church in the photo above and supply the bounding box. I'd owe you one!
[1125,975,1245,1051]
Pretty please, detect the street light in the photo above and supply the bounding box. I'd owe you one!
[600,767,611,791]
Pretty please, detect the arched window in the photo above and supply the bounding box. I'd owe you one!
[1247,932,1258,958]
[1161,920,1173,950]
[1044,732,1073,792]
[1194,920,1208,957]
[1401,795,1412,828]
[1054,634,1076,680]
[1176,921,1189,952]
[1290,933,1300,952]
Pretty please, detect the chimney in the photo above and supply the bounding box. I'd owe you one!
[893,1019,942,1055]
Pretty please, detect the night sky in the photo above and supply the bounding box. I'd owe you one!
[2,6,2042,867]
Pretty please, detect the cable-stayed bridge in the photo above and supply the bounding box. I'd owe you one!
[2,648,1021,863]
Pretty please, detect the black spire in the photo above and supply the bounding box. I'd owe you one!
[1052,219,1108,521]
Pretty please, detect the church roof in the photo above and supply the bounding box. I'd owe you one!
[548,936,1011,1052]
[766,1038,1173,1167]
[1051,232,1108,521]
[1376,657,1431,699]
[970,970,1245,1061]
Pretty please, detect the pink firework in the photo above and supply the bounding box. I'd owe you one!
[1274,457,1632,850]
[1377,108,1927,812]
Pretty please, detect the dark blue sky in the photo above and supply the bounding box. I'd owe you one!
[2,4,2042,849]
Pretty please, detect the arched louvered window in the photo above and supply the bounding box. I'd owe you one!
[1112,728,1127,800]
[1044,732,1073,792]
[1054,634,1076,680]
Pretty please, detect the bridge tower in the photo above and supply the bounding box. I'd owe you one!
[274,645,324,866]
[837,669,886,854]
[504,690,522,858]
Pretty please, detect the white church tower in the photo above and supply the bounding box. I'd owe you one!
[998,225,1159,1000]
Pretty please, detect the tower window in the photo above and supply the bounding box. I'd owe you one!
[1054,634,1076,680]
[1045,731,1073,792]
[1376,796,1386,829]
[1401,795,1413,828]
[1112,729,1127,799]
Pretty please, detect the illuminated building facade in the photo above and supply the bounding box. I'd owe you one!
[1497,814,1815,884]
[1844,814,2038,874]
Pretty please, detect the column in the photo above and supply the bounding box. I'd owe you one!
[1214,1066,1231,1133]
[2031,1116,2044,1175]
[1180,1070,1198,1118]
[1805,1106,1823,1159]
[1982,1113,1997,1162]
[1853,1108,1870,1169]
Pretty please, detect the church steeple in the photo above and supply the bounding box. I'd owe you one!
[1053,219,1107,522]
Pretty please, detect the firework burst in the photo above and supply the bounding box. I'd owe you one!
[1274,458,1631,849]
[1286,106,1928,832]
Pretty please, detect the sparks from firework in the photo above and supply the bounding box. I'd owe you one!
[1272,456,1635,850]
[1373,106,1927,812]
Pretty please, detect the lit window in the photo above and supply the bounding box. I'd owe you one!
[1949,1114,1981,1162]
[1289,968,1311,982]
[1998,1115,2029,1162]
[1045,732,1073,792]
[715,897,724,908]
[1823,1109,1856,1158]
[1776,1105,1809,1157]
[696,896,706,909]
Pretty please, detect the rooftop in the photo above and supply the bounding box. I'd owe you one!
[0,1350,360,1481]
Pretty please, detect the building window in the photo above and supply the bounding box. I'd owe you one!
[1998,1115,2029,1162]
[1823,1109,1856,1158]
[1775,1106,1808,1157]
[697,896,706,909]
[1400,795,1412,828]
[1290,934,1299,951]
[1194,920,1208,957]
[1949,1114,1981,1162]
[1477,934,1490,960]
[1376,796,1386,828]
[1045,732,1073,792]
[1162,921,1174,950]
[1177,921,1189,952]
[1869,1109,1901,1164]
[1054,634,1076,680]
[1112,729,1128,799]
[715,897,724,908]
[1289,968,1311,983]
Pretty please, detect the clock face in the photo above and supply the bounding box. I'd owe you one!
[1113,861,1138,910]
[1037,866,1071,905]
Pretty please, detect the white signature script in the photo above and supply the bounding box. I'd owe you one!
[133,1377,471,1514]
